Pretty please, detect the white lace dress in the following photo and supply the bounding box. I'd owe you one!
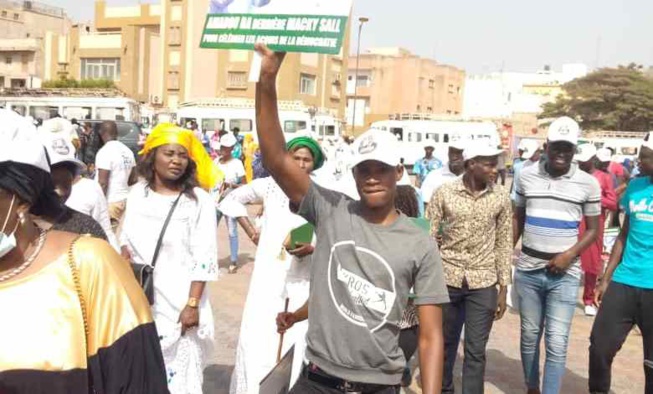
[120,182,219,394]
[219,177,312,394]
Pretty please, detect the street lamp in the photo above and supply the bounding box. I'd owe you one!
[350,16,369,135]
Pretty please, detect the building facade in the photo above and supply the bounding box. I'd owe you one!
[0,0,70,88]
[462,64,588,136]
[345,47,465,132]
[43,0,350,119]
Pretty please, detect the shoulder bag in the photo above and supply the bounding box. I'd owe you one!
[131,192,182,305]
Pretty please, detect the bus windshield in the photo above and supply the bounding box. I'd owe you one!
[29,106,59,120]
[284,120,307,134]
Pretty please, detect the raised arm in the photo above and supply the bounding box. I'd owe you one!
[255,44,310,205]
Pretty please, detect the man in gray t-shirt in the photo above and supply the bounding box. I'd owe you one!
[254,44,449,393]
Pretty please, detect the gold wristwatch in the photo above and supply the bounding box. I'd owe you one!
[187,297,199,308]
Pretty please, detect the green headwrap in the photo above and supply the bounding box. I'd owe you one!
[286,136,325,170]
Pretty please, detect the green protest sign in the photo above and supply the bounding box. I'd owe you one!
[200,0,352,55]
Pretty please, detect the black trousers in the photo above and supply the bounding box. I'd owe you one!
[442,284,497,394]
[589,281,653,394]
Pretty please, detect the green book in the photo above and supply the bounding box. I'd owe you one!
[410,217,431,234]
[290,223,314,249]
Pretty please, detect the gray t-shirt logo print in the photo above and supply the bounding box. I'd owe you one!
[327,241,397,333]
[358,135,377,154]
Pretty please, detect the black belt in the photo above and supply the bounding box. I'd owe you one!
[302,363,399,393]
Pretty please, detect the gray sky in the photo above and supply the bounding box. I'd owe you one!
[54,0,653,74]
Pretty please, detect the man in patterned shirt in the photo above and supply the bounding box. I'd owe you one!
[426,140,513,394]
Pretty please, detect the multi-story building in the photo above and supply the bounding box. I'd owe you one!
[345,47,465,133]
[43,0,350,119]
[0,0,70,88]
[463,64,589,136]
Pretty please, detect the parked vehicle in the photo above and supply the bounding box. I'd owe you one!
[594,137,643,163]
[80,120,143,161]
[176,98,341,141]
[370,119,500,166]
[0,89,140,123]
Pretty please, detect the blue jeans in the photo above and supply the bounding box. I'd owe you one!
[217,211,239,265]
[515,269,580,394]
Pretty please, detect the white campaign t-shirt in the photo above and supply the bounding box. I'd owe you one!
[216,158,245,184]
[66,177,119,251]
[95,140,136,203]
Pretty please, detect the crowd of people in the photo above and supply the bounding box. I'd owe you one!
[0,43,652,394]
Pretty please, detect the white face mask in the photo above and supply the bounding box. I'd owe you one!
[0,195,19,259]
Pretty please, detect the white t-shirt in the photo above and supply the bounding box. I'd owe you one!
[66,177,119,251]
[216,157,245,184]
[95,140,136,203]
[420,165,460,204]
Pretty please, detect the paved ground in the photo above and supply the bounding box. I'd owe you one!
[203,205,645,394]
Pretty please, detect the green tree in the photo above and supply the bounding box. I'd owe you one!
[42,77,116,89]
[540,65,653,131]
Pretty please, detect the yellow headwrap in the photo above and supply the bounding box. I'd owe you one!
[139,123,224,191]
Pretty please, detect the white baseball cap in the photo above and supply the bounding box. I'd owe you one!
[463,140,503,161]
[596,147,613,163]
[350,129,401,168]
[0,109,49,173]
[219,133,238,148]
[40,117,73,135]
[520,139,541,160]
[517,139,529,151]
[574,144,597,163]
[449,139,467,151]
[43,136,86,170]
[423,139,436,149]
[547,117,580,145]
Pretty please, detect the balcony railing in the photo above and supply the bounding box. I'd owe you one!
[0,0,65,18]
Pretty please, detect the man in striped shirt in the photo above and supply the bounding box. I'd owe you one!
[513,117,601,394]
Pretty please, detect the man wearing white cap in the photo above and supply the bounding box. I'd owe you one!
[94,121,137,229]
[427,140,512,394]
[215,132,246,273]
[575,144,618,317]
[420,140,465,206]
[510,139,542,202]
[589,132,653,393]
[595,147,629,229]
[413,139,443,188]
[513,116,602,394]
[255,45,449,393]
